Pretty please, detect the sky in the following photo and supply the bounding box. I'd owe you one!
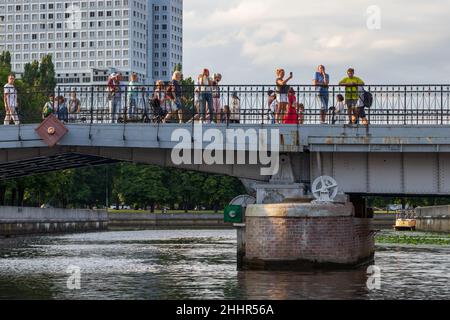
[183,0,450,85]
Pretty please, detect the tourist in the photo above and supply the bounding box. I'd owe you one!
[190,87,201,122]
[332,94,346,124]
[172,71,184,124]
[163,83,178,123]
[198,69,214,123]
[266,90,277,124]
[212,73,223,123]
[339,68,365,124]
[68,91,81,123]
[223,105,230,123]
[153,80,167,122]
[42,94,56,120]
[3,74,20,125]
[275,69,293,123]
[127,73,140,120]
[56,96,68,123]
[107,73,121,123]
[229,92,240,124]
[283,87,299,124]
[296,103,305,125]
[313,65,330,124]
[356,90,369,126]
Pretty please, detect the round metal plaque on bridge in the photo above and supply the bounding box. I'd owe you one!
[312,176,339,202]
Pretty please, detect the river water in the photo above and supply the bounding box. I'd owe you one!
[0,229,449,300]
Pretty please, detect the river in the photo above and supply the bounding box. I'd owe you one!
[0,229,449,300]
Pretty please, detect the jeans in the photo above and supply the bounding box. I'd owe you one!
[109,97,121,123]
[128,96,138,118]
[318,93,329,111]
[199,92,214,120]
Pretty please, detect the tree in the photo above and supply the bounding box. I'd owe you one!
[0,51,12,90]
[174,63,182,73]
[38,55,56,93]
[22,61,40,87]
[0,51,11,68]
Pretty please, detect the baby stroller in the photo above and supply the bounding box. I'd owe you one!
[146,95,166,123]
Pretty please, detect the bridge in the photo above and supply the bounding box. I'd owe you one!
[1,122,450,196]
[2,84,450,270]
[2,84,450,196]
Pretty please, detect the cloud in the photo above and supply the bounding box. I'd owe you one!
[183,0,450,84]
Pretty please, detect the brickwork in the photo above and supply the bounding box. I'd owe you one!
[244,204,375,267]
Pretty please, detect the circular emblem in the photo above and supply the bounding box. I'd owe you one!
[312,176,339,202]
[47,127,56,135]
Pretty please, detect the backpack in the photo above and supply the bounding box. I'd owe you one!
[361,90,373,108]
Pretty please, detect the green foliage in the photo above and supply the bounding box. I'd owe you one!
[22,61,40,87]
[0,51,12,84]
[0,54,56,123]
[174,63,182,72]
[0,51,11,68]
[0,164,247,211]
[376,232,450,246]
[38,55,56,93]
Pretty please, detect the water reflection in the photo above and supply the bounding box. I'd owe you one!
[238,270,370,300]
[0,230,449,300]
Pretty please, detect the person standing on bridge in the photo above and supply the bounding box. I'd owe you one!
[275,69,293,124]
[313,65,330,124]
[127,73,140,121]
[198,69,214,123]
[171,71,184,124]
[3,74,20,126]
[68,91,81,123]
[42,94,56,120]
[266,90,277,124]
[107,73,121,123]
[339,68,365,124]
[212,73,223,123]
[56,96,68,124]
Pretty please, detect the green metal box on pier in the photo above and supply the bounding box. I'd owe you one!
[224,205,243,223]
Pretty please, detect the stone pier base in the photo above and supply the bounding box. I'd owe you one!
[241,202,375,271]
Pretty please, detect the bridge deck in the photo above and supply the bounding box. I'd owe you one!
[1,124,450,153]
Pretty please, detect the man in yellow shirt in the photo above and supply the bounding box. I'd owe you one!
[339,68,365,124]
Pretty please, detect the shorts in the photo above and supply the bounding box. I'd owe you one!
[346,99,358,109]
[318,94,329,111]
[276,93,288,104]
[175,98,183,111]
[357,107,366,118]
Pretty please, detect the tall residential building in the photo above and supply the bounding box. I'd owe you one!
[150,0,183,81]
[0,0,183,85]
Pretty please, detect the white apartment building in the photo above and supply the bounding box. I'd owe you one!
[151,0,182,81]
[0,0,183,84]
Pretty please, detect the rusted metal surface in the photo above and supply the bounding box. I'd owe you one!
[35,115,69,148]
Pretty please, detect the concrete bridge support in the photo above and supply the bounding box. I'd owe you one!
[238,154,375,271]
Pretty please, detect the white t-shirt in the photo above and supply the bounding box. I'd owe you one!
[4,83,17,108]
[198,76,212,92]
[269,100,277,114]
[335,101,345,114]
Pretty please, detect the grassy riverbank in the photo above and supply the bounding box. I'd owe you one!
[108,209,218,215]
[376,231,450,246]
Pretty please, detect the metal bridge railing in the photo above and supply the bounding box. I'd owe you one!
[1,85,450,126]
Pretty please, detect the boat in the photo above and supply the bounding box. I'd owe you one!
[394,210,416,231]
